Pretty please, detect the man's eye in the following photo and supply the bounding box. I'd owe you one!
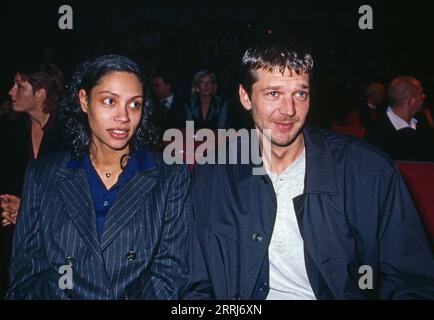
[266,91,279,97]
[103,98,114,105]
[295,91,308,99]
[129,101,142,109]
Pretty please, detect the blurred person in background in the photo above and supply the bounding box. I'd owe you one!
[185,69,228,129]
[0,62,65,299]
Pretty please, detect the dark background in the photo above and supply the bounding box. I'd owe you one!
[1,0,433,127]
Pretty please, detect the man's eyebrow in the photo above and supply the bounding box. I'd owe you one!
[261,85,282,91]
[298,84,310,89]
[261,84,311,91]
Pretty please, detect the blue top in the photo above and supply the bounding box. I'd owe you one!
[67,148,155,240]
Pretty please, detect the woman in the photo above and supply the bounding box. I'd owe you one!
[6,55,191,300]
[185,69,228,129]
[1,62,65,226]
[0,62,65,299]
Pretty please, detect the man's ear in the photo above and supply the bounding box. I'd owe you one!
[239,85,252,111]
[78,89,88,113]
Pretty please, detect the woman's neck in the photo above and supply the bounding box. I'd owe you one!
[200,95,212,105]
[89,144,130,168]
[29,111,50,128]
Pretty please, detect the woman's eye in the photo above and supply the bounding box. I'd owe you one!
[103,98,115,105]
[129,101,142,109]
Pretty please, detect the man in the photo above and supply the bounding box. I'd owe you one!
[357,82,386,128]
[364,76,434,161]
[0,62,65,299]
[187,43,434,299]
[149,71,186,131]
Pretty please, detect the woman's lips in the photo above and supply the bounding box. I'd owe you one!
[107,129,129,139]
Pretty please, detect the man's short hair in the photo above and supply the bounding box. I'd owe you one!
[151,71,175,88]
[239,43,313,97]
[388,76,421,107]
[18,62,64,113]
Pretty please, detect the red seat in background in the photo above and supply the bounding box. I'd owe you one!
[331,125,366,138]
[397,161,434,241]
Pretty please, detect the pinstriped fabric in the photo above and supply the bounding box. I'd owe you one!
[6,150,191,300]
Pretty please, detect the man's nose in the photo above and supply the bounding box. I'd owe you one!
[279,96,296,116]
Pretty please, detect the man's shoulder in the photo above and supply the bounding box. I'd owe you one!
[309,126,396,168]
[364,114,394,136]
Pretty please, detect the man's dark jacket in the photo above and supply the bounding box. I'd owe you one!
[186,126,434,300]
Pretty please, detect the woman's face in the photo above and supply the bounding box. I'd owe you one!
[79,71,143,154]
[197,74,214,97]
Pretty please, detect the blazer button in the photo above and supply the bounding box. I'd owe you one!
[259,282,269,292]
[252,233,263,242]
[64,256,75,265]
[126,251,136,261]
[233,294,241,300]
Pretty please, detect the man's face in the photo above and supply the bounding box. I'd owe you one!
[151,77,171,99]
[372,88,386,106]
[239,67,310,148]
[410,81,425,114]
[8,73,40,113]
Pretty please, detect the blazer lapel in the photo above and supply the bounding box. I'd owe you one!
[100,167,159,251]
[56,167,104,262]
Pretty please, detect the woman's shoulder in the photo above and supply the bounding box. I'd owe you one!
[29,150,71,173]
[147,149,190,179]
[212,95,228,108]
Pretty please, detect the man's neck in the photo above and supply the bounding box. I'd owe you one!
[162,93,173,100]
[391,105,412,123]
[261,133,305,174]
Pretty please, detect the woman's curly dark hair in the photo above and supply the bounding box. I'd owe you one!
[59,54,160,158]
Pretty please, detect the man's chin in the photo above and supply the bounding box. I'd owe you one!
[270,131,303,148]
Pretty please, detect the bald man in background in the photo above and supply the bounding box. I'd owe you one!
[364,76,434,161]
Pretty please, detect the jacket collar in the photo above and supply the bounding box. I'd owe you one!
[55,150,160,254]
[235,126,338,195]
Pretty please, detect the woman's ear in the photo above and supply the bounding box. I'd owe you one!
[34,88,46,104]
[78,89,88,113]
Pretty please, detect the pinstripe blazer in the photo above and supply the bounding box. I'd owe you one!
[6,150,191,300]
